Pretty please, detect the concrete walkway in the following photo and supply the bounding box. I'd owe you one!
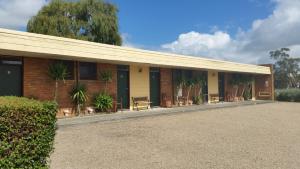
[57,100,273,127]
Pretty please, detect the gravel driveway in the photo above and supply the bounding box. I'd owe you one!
[50,102,300,169]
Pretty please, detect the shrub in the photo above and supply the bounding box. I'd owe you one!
[193,95,203,105]
[0,97,57,169]
[276,88,300,102]
[94,92,113,112]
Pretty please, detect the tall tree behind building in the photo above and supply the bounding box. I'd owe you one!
[27,0,122,46]
[270,48,300,88]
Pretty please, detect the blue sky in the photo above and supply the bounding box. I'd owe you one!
[111,0,273,48]
[0,0,300,63]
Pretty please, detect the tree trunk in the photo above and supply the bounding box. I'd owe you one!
[198,84,202,96]
[54,80,58,102]
[76,103,81,116]
[105,81,108,93]
[187,86,191,103]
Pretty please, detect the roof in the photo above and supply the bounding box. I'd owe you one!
[0,28,271,74]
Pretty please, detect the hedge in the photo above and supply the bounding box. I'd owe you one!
[276,88,300,102]
[0,97,57,169]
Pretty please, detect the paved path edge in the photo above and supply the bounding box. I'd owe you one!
[57,100,274,127]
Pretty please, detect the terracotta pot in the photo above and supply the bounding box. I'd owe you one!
[164,100,172,108]
[179,102,183,106]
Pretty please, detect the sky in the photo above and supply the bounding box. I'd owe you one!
[0,0,300,64]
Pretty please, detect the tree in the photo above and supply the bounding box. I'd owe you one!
[48,61,68,102]
[185,79,195,104]
[270,48,300,89]
[99,70,113,93]
[27,0,122,45]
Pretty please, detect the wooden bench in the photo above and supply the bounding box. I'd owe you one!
[209,94,221,103]
[132,97,152,111]
[258,91,271,97]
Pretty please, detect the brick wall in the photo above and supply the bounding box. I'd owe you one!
[160,68,173,106]
[23,57,117,116]
[255,75,273,100]
[255,64,274,100]
[23,57,58,101]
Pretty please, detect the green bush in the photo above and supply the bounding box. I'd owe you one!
[276,88,300,102]
[193,95,203,105]
[0,97,57,169]
[94,92,113,112]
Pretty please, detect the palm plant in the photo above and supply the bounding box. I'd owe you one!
[48,61,68,102]
[230,74,253,101]
[194,76,206,96]
[175,76,186,105]
[99,70,113,93]
[70,83,87,115]
[241,75,254,100]
[193,76,206,104]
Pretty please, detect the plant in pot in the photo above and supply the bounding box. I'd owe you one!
[185,79,195,105]
[94,92,113,113]
[70,83,87,116]
[174,76,186,106]
[229,74,241,101]
[242,75,253,100]
[48,61,68,102]
[193,76,206,105]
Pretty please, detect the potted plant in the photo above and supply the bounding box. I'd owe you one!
[185,79,195,105]
[242,75,254,100]
[174,76,186,106]
[229,74,241,101]
[193,75,206,105]
[70,83,87,116]
[94,92,113,113]
[48,61,68,102]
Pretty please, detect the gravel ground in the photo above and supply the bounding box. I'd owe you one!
[50,102,300,169]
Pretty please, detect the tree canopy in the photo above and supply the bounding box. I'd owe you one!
[27,0,122,45]
[270,48,300,89]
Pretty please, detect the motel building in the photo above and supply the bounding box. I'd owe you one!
[0,28,274,117]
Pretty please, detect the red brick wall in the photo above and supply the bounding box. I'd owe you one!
[23,57,117,116]
[80,63,117,104]
[160,68,173,106]
[23,57,59,102]
[255,64,274,100]
[255,75,273,100]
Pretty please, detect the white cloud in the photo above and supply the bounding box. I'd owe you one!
[162,0,300,64]
[161,31,233,59]
[0,0,47,29]
[121,32,145,49]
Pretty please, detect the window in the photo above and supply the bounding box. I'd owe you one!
[79,62,97,80]
[183,70,193,79]
[54,60,74,80]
